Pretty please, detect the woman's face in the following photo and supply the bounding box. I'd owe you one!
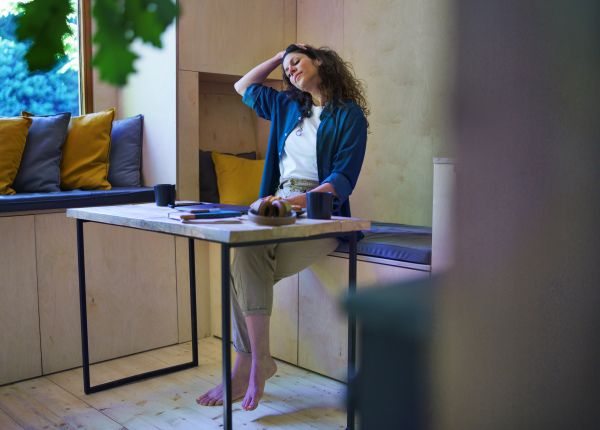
[283,52,322,93]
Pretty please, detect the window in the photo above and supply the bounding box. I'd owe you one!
[0,0,83,116]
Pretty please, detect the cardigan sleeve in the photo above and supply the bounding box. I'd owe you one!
[322,104,368,204]
[242,83,280,121]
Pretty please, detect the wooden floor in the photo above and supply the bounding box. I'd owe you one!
[0,337,348,429]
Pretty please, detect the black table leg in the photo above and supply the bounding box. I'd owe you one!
[189,238,199,368]
[77,219,92,394]
[76,222,200,394]
[346,231,358,430]
[221,244,233,430]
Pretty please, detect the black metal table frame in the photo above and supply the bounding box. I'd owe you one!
[76,218,358,430]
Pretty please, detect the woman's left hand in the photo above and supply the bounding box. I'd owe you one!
[294,43,316,51]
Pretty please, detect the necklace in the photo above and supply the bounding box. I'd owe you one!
[295,104,321,137]
[295,115,304,136]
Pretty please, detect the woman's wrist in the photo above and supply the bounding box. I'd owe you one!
[283,194,307,208]
[269,52,284,69]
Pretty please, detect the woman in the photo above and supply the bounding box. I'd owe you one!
[197,44,369,411]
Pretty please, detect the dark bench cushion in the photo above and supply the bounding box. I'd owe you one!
[335,222,432,265]
[0,187,155,213]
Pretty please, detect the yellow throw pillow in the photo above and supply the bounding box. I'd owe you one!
[0,116,33,195]
[60,108,115,190]
[212,152,265,206]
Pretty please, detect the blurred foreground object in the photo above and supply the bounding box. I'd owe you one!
[344,279,434,430]
[433,0,600,429]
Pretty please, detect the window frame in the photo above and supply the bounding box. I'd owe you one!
[78,0,93,114]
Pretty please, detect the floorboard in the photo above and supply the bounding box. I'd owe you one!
[0,407,24,430]
[0,338,348,429]
[0,385,74,429]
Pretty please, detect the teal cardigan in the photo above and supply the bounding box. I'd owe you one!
[242,83,367,218]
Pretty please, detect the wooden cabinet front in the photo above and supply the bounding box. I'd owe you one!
[298,256,431,380]
[0,215,42,385]
[178,0,296,78]
[36,213,180,374]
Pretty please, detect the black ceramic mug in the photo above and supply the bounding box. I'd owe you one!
[154,184,176,206]
[306,191,341,219]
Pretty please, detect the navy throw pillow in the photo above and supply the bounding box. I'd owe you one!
[12,111,71,193]
[107,114,144,187]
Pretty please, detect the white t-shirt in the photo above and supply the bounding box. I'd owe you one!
[279,105,323,181]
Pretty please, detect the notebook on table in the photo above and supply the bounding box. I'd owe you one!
[171,203,250,214]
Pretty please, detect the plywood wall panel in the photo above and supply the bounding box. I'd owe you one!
[196,81,277,159]
[209,242,225,338]
[175,237,212,343]
[83,223,179,364]
[283,0,298,47]
[269,275,299,364]
[343,0,455,226]
[197,81,239,96]
[36,214,186,376]
[35,213,81,374]
[298,256,429,380]
[297,0,344,52]
[0,216,41,385]
[198,93,258,154]
[178,0,286,79]
[178,70,200,201]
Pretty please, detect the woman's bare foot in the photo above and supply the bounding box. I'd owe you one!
[196,354,251,406]
[241,356,278,411]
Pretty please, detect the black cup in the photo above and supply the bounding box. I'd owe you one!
[154,184,176,206]
[306,192,341,219]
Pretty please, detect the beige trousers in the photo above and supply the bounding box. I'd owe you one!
[230,183,339,355]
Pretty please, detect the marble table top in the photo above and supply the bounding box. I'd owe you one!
[66,203,371,244]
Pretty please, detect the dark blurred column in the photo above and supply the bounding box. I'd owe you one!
[433,1,600,429]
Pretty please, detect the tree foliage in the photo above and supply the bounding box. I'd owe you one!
[0,3,79,116]
[15,0,73,71]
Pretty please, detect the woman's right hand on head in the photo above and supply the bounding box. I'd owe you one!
[278,44,313,60]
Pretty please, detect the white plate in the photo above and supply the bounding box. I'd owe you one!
[247,212,297,226]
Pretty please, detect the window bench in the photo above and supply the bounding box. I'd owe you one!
[0,188,200,386]
[0,187,155,213]
[297,222,432,380]
[332,222,432,270]
[1,183,435,386]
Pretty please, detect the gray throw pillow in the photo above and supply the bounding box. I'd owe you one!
[107,114,144,187]
[12,112,71,193]
[199,150,256,203]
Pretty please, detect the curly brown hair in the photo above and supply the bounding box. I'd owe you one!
[282,44,370,131]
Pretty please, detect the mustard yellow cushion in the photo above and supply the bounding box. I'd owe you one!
[60,108,115,190]
[0,116,33,195]
[212,152,264,206]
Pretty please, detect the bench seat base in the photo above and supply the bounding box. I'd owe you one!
[0,187,155,213]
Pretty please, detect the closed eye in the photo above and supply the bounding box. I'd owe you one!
[285,58,299,78]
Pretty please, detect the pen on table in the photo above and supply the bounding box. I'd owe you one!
[168,202,202,208]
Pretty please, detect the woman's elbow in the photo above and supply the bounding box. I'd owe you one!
[234,80,249,97]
